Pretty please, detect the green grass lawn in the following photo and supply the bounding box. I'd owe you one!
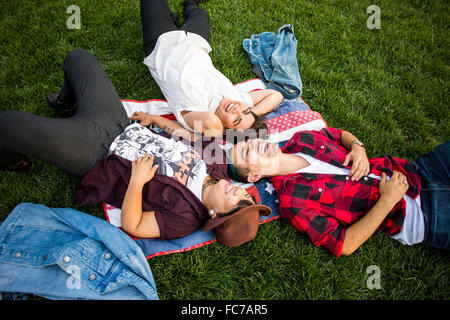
[0,0,449,300]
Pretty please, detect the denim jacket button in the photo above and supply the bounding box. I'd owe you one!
[89,274,96,281]
[15,252,22,258]
[63,256,71,263]
[104,253,111,259]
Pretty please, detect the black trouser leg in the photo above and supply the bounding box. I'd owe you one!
[0,111,100,176]
[0,49,129,176]
[58,49,128,127]
[140,0,211,56]
[140,0,178,56]
[181,0,210,42]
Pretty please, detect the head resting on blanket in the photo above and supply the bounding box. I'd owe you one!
[226,137,282,183]
[215,97,268,134]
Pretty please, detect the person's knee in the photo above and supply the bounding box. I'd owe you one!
[64,49,94,70]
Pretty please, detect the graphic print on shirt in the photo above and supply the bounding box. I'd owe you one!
[108,124,203,188]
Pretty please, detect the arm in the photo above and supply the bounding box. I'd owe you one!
[341,130,370,181]
[121,154,160,238]
[248,89,283,116]
[180,111,223,139]
[341,171,409,256]
[341,130,364,150]
[130,111,199,142]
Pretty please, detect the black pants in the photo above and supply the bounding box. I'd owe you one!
[0,49,129,176]
[0,0,210,176]
[140,0,210,56]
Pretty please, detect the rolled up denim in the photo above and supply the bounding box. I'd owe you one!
[243,24,302,100]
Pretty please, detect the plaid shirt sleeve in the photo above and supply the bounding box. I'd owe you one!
[282,205,347,257]
[318,127,344,144]
[272,173,348,257]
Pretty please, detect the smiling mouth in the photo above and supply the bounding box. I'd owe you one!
[225,101,237,113]
[225,183,234,194]
[258,140,268,155]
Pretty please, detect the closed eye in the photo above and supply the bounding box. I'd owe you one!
[244,193,255,204]
[240,143,249,164]
[246,143,249,163]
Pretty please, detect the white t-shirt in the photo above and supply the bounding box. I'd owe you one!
[143,31,254,131]
[108,123,209,202]
[294,153,425,245]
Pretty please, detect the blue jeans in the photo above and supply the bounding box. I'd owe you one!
[413,140,450,250]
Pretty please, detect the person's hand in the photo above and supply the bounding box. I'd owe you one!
[130,153,158,186]
[129,111,154,127]
[343,145,370,181]
[378,171,409,205]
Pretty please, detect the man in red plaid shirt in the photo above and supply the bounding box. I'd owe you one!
[228,127,449,257]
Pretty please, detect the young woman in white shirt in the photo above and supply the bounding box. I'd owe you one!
[139,0,283,139]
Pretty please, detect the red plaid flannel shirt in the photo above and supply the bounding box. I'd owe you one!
[270,127,422,257]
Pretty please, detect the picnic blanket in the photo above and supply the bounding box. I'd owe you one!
[105,79,327,259]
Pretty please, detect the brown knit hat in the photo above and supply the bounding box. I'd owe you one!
[202,204,272,247]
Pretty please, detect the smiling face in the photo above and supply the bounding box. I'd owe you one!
[206,179,255,214]
[215,98,255,131]
[231,138,281,182]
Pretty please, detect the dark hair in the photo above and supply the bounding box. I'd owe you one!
[224,113,268,144]
[228,163,250,183]
[249,112,268,139]
[216,195,256,219]
[225,146,251,183]
[225,112,267,182]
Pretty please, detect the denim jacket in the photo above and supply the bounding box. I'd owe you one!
[0,203,158,300]
[243,24,302,99]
